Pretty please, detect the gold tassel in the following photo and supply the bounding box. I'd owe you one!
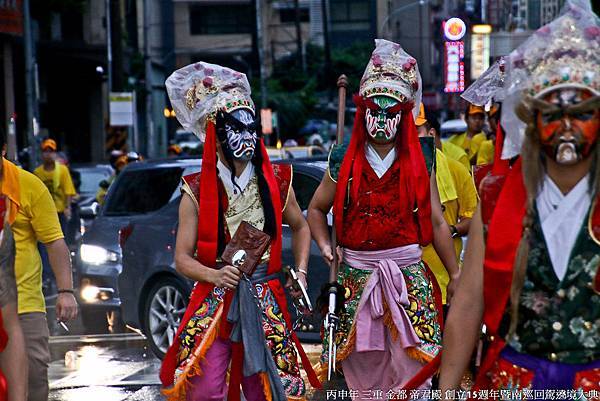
[260,372,274,401]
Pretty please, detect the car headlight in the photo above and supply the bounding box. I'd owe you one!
[80,244,119,265]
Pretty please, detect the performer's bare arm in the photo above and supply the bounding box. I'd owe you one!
[307,173,338,266]
[439,205,485,395]
[0,302,27,401]
[430,171,460,300]
[282,187,311,296]
[175,193,241,289]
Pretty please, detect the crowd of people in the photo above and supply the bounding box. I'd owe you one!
[0,0,598,401]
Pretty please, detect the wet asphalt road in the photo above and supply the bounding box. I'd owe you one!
[48,333,163,401]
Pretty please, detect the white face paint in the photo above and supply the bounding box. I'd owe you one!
[225,109,258,161]
[364,96,402,144]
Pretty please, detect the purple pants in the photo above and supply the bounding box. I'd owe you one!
[187,337,266,401]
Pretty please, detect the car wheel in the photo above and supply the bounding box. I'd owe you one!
[143,277,189,359]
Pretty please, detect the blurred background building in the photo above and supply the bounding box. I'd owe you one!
[2,0,595,164]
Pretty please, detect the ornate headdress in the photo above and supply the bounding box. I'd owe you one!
[461,57,507,106]
[165,62,255,141]
[501,0,599,159]
[359,39,422,118]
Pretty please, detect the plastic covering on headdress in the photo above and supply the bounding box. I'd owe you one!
[359,39,423,119]
[165,62,255,141]
[461,57,506,106]
[500,0,600,159]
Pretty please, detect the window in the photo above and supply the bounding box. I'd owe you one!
[279,8,309,23]
[189,4,253,35]
[291,172,320,211]
[104,168,184,216]
[330,0,371,31]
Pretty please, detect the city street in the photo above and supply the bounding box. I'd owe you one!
[48,333,162,401]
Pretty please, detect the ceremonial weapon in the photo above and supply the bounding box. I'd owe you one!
[326,74,348,381]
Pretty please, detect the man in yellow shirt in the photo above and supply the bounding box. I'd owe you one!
[33,139,77,227]
[447,104,488,165]
[416,107,478,305]
[0,134,77,401]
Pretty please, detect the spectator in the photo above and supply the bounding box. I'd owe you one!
[0,133,78,401]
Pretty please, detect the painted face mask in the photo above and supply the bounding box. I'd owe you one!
[536,88,599,165]
[222,109,259,161]
[364,96,402,144]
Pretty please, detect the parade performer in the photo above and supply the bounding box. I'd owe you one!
[439,0,600,395]
[160,62,321,401]
[307,39,460,396]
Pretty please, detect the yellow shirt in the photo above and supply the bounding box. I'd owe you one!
[3,163,64,314]
[442,141,470,172]
[422,154,478,304]
[477,139,495,165]
[447,132,487,164]
[33,163,76,213]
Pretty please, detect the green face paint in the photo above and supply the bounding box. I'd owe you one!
[365,96,401,144]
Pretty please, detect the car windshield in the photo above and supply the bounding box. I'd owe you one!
[176,132,199,143]
[76,169,111,194]
[103,167,184,216]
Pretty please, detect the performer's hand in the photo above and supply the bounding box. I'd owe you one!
[63,207,72,221]
[285,271,307,299]
[321,245,342,269]
[212,265,242,290]
[446,273,461,305]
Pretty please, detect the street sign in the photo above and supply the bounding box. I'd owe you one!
[110,92,135,126]
[471,25,491,80]
[444,41,465,93]
[443,18,466,41]
[261,108,272,135]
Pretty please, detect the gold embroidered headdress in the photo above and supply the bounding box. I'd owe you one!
[501,0,599,159]
[359,39,422,118]
[165,62,254,141]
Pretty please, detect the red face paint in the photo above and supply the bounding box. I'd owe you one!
[536,89,599,165]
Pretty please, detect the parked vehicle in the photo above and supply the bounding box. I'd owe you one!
[174,129,201,153]
[70,164,114,243]
[75,158,201,333]
[119,160,330,358]
[440,119,467,138]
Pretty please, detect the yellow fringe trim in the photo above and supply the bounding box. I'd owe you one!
[162,304,223,401]
[260,372,273,401]
[381,297,400,342]
[406,347,435,365]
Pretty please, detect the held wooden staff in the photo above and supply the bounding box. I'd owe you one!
[330,74,347,283]
[326,74,347,381]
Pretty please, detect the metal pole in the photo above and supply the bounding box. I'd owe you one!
[23,0,38,169]
[106,0,112,94]
[144,0,155,157]
[255,0,267,110]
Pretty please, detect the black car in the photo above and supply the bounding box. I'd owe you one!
[75,158,201,333]
[118,160,331,358]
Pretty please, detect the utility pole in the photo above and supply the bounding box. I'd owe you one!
[106,0,113,94]
[144,0,155,158]
[255,0,267,110]
[294,0,304,71]
[321,0,332,99]
[23,0,38,168]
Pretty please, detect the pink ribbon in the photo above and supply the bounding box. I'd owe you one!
[343,245,422,352]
